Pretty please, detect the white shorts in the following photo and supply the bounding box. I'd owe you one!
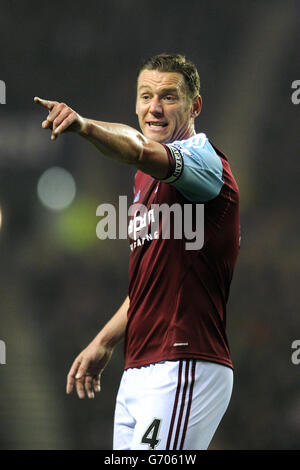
[113,359,233,450]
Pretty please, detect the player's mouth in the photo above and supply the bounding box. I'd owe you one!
[146,121,168,130]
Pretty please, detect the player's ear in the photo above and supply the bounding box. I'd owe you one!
[135,95,139,116]
[191,95,202,118]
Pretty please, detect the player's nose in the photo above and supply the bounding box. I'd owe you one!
[149,96,163,116]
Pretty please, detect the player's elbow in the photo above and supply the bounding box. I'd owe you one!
[135,139,170,179]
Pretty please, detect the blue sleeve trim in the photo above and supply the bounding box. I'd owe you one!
[164,134,224,202]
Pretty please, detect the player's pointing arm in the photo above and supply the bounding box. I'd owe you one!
[34,97,85,140]
[34,96,171,179]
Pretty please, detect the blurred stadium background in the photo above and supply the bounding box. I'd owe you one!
[0,0,299,449]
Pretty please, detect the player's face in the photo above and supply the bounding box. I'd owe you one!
[136,70,199,144]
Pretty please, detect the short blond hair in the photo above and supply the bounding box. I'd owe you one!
[137,53,200,100]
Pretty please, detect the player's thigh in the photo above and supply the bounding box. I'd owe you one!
[129,360,233,451]
[183,361,233,450]
[129,359,193,450]
[131,361,182,450]
[113,373,135,450]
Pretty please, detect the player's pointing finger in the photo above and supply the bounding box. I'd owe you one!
[34,96,56,111]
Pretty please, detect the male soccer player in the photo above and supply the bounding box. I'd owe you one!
[35,53,240,450]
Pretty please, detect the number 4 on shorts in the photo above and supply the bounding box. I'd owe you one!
[141,418,162,449]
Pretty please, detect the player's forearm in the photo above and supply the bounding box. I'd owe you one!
[92,296,129,350]
[34,98,170,178]
[80,118,148,167]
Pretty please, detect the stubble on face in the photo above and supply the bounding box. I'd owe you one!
[136,70,194,144]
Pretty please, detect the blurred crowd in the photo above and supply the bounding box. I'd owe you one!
[0,0,299,449]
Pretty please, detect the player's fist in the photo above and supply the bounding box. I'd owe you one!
[34,96,85,140]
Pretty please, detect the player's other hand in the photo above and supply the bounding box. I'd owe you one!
[34,96,85,141]
[66,342,113,399]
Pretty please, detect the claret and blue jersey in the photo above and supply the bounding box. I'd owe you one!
[164,133,224,202]
[125,133,240,371]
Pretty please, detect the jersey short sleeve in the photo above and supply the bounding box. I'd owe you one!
[161,133,224,202]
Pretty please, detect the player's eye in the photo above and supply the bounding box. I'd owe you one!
[163,95,176,102]
[141,94,151,101]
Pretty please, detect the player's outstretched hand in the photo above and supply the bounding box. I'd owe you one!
[66,342,113,399]
[34,97,85,141]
